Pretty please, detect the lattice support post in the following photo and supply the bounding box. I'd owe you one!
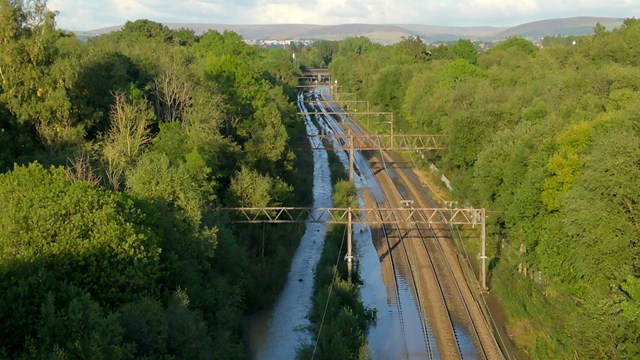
[481,208,488,292]
[346,207,354,283]
[348,130,354,182]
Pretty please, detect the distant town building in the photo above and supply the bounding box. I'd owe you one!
[244,39,315,48]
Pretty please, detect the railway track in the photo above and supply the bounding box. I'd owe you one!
[309,91,434,359]
[373,153,467,360]
[365,109,502,359]
[418,221,489,359]
[310,89,503,359]
[375,193,438,359]
[381,144,503,359]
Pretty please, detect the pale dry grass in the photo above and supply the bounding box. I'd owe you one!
[407,156,453,207]
[507,318,548,352]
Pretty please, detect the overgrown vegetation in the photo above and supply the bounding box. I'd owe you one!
[317,21,640,359]
[0,0,311,358]
[298,178,375,360]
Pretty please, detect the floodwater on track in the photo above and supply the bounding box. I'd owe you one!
[455,324,481,360]
[246,89,475,360]
[318,91,434,359]
[244,102,332,360]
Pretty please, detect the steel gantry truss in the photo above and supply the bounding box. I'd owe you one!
[300,109,443,180]
[224,77,491,292]
[297,69,332,87]
[216,207,482,225]
[310,133,446,151]
[310,130,445,183]
[217,207,489,291]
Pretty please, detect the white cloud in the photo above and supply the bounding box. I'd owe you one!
[246,0,372,24]
[46,0,640,31]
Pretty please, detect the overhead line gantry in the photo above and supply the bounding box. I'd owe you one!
[220,75,489,292]
[217,206,489,290]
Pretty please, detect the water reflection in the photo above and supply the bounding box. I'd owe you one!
[246,95,332,360]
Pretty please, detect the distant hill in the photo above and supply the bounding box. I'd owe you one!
[80,16,627,43]
[496,16,625,38]
[293,24,415,42]
[399,24,506,42]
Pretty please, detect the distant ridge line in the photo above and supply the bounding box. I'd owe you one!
[78,16,627,43]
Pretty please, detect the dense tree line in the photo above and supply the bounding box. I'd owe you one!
[0,0,310,358]
[323,21,640,359]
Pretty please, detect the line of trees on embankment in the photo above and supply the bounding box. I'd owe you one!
[307,20,640,359]
[0,0,314,358]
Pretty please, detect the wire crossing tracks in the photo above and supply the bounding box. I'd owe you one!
[216,207,483,226]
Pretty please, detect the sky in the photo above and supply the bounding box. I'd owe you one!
[46,0,640,31]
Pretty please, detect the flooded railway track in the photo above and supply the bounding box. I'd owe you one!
[313,88,504,360]
[374,185,437,359]
[413,219,488,359]
[310,92,434,359]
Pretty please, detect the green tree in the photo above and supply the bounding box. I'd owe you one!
[228,166,272,208]
[0,163,162,305]
[619,276,640,357]
[492,36,538,56]
[102,90,154,190]
[118,297,168,358]
[27,290,133,359]
[430,43,455,60]
[0,163,163,356]
[396,35,429,62]
[453,39,478,64]
[121,19,174,43]
[309,40,338,67]
[0,0,83,155]
[166,289,213,359]
[541,119,601,211]
[126,148,213,227]
[242,102,288,165]
[440,58,486,86]
[368,64,415,115]
[338,36,377,56]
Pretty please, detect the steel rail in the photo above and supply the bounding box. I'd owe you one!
[420,221,489,359]
[316,89,411,360]
[336,89,481,360]
[319,90,436,359]
[338,93,438,358]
